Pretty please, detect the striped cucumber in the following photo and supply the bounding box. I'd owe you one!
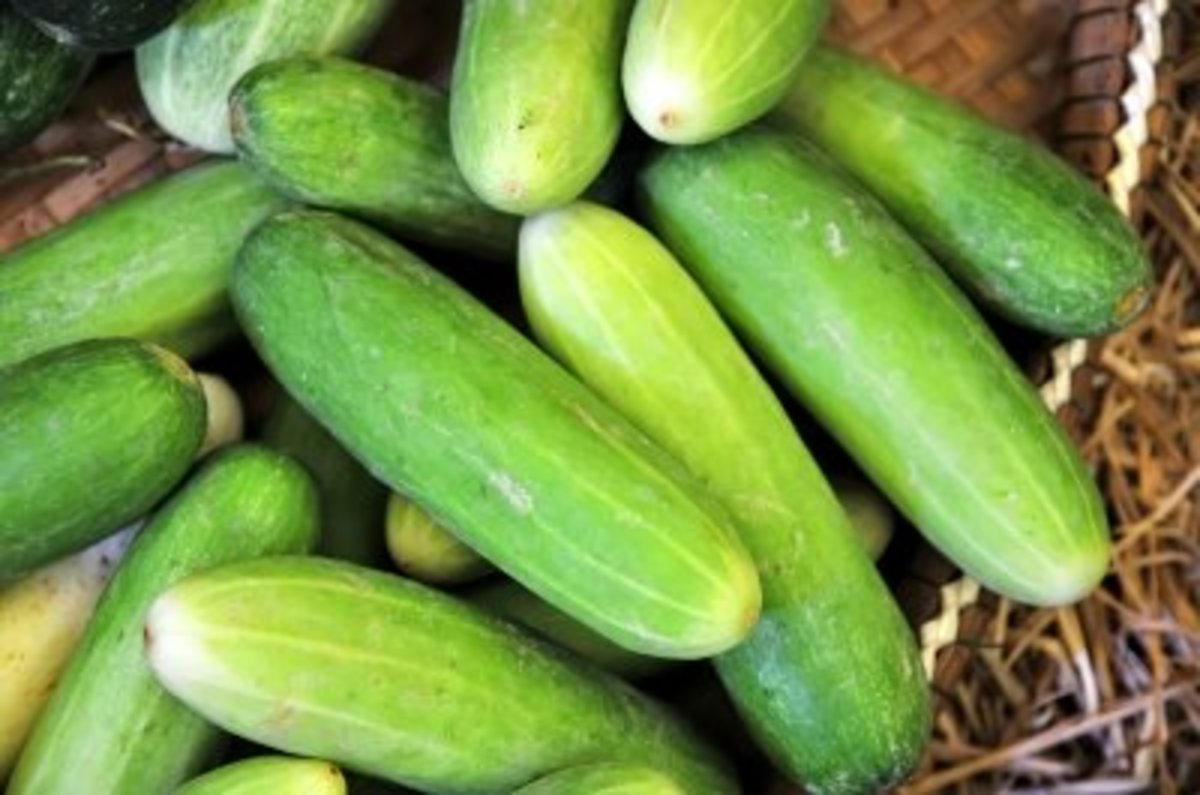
[639,128,1111,606]
[176,756,345,795]
[385,492,492,585]
[12,0,193,51]
[9,445,320,795]
[450,0,632,214]
[520,201,929,793]
[232,210,759,658]
[144,556,738,793]
[231,56,518,260]
[0,160,288,369]
[771,45,1151,336]
[623,0,829,144]
[136,0,395,153]
[0,338,206,578]
[514,763,684,795]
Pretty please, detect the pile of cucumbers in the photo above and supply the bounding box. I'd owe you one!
[0,0,1151,793]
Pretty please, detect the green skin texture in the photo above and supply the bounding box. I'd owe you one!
[385,493,493,585]
[0,6,92,152]
[772,45,1152,337]
[231,57,518,261]
[136,0,394,153]
[519,202,929,794]
[450,0,633,215]
[639,129,1112,607]
[12,0,193,51]
[9,445,320,795]
[622,0,828,145]
[514,763,684,795]
[175,756,346,795]
[0,160,288,370]
[231,211,760,658]
[144,557,739,794]
[0,339,205,578]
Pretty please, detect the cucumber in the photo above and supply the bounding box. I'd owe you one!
[8,445,320,795]
[136,0,395,153]
[623,0,828,144]
[0,160,288,369]
[771,45,1151,336]
[385,492,492,585]
[449,0,632,214]
[833,477,894,562]
[232,210,760,658]
[176,756,345,795]
[639,128,1111,607]
[12,0,192,51]
[0,338,206,578]
[231,57,518,261]
[520,201,929,793]
[196,373,245,457]
[0,6,92,152]
[144,556,739,794]
[514,763,683,795]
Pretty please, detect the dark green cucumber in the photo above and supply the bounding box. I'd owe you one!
[772,45,1151,336]
[520,201,929,793]
[450,0,633,214]
[0,160,288,369]
[231,56,518,261]
[145,556,738,793]
[639,128,1111,606]
[12,0,192,51]
[232,210,760,658]
[176,756,346,795]
[136,0,395,153]
[9,444,319,795]
[514,763,683,795]
[0,7,92,152]
[0,338,205,578]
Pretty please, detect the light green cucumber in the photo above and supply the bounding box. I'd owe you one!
[639,128,1111,606]
[385,492,492,585]
[771,45,1151,336]
[623,0,829,144]
[0,338,205,578]
[232,210,759,658]
[230,56,518,260]
[449,0,632,214]
[9,445,320,795]
[0,160,288,369]
[520,201,929,793]
[136,0,394,153]
[175,756,345,795]
[144,556,738,793]
[514,763,684,795]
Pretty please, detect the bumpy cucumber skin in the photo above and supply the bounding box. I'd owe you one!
[772,45,1151,337]
[623,0,828,145]
[9,445,320,795]
[639,129,1111,608]
[12,0,193,51]
[385,493,492,585]
[0,161,288,369]
[0,7,92,152]
[231,57,518,261]
[136,0,394,153]
[232,210,759,658]
[175,756,346,795]
[145,556,738,794]
[0,339,205,577]
[520,202,930,794]
[450,0,632,214]
[514,763,684,795]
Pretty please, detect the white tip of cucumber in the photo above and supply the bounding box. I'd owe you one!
[197,374,245,458]
[624,67,707,145]
[143,592,217,698]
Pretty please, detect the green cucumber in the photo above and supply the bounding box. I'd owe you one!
[230,56,518,261]
[136,0,395,153]
[834,476,894,562]
[12,0,193,51]
[232,210,759,658]
[144,556,738,793]
[9,445,320,795]
[449,0,632,214]
[175,756,345,795]
[520,201,929,793]
[385,493,492,585]
[514,763,683,795]
[771,45,1151,336]
[0,338,205,578]
[622,0,828,144]
[639,128,1111,606]
[0,160,288,369]
[0,7,92,152]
